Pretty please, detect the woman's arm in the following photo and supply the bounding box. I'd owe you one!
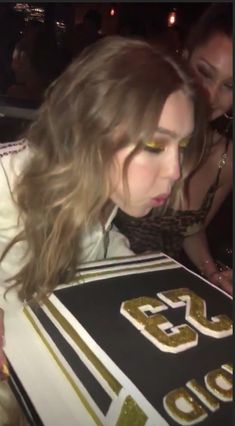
[182,141,233,294]
[204,142,232,226]
[183,230,232,295]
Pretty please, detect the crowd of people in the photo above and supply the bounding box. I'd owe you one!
[0,3,233,424]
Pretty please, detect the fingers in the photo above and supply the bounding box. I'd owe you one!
[221,281,233,296]
[217,275,233,296]
[208,271,233,296]
[222,269,233,280]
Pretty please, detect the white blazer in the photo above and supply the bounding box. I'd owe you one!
[0,140,133,299]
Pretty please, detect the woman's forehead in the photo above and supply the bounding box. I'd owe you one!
[192,33,233,77]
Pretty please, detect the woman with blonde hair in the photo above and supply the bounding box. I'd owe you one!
[0,35,207,424]
[0,35,207,302]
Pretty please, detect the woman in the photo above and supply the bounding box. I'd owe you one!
[0,35,207,301]
[0,36,206,423]
[115,4,233,294]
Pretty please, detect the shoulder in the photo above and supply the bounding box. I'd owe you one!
[0,139,30,189]
[0,139,29,160]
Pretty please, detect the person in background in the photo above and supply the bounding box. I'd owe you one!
[65,9,103,59]
[6,24,65,102]
[0,5,25,94]
[115,3,233,295]
[0,36,207,423]
[181,2,232,288]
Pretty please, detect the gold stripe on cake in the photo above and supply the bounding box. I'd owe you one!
[24,308,103,426]
[44,299,122,396]
[78,261,176,282]
[116,395,148,425]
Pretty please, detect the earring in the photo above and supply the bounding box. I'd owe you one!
[224,112,233,120]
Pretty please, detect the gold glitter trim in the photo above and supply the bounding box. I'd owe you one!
[44,299,122,395]
[116,395,148,426]
[186,379,219,412]
[163,387,207,424]
[24,308,103,426]
[77,261,176,283]
[158,288,232,338]
[221,363,233,374]
[121,296,197,353]
[205,368,232,402]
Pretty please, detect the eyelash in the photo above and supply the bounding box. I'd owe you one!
[144,145,164,154]
[144,139,189,154]
[197,66,232,90]
[224,83,233,91]
[197,66,211,80]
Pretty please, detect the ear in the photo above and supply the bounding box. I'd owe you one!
[182,49,189,60]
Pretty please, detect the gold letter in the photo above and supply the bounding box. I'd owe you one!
[158,288,232,338]
[121,297,198,353]
[163,387,207,425]
[205,368,232,402]
[186,379,219,412]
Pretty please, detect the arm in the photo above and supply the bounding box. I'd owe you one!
[183,230,216,275]
[183,230,232,295]
[204,142,232,226]
[182,143,233,294]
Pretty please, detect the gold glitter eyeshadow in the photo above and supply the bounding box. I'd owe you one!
[144,138,190,152]
[143,140,166,154]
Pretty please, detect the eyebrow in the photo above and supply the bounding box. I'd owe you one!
[154,127,194,140]
[198,58,216,73]
[155,127,178,138]
[197,58,232,82]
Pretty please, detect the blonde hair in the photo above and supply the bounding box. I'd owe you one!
[2,36,208,302]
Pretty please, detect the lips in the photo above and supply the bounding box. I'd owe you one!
[151,193,170,207]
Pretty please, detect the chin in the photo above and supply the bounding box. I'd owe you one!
[210,110,222,121]
[124,206,152,218]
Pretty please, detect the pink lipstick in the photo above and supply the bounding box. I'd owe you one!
[151,193,169,207]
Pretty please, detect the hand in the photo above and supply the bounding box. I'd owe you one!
[0,308,9,381]
[208,269,233,296]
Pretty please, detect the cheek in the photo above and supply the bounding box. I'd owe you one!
[127,158,159,194]
[220,91,233,111]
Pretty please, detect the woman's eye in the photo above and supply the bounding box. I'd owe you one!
[197,65,211,80]
[224,82,233,91]
[144,141,165,154]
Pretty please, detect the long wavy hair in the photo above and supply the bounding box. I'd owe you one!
[2,36,208,302]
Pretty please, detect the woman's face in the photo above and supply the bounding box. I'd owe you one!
[109,90,194,218]
[189,32,233,120]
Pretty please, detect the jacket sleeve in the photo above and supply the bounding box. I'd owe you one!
[0,143,28,284]
[106,224,134,258]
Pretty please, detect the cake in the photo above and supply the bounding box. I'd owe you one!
[15,253,233,425]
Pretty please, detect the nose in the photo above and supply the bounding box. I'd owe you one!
[203,83,219,107]
[161,148,181,183]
